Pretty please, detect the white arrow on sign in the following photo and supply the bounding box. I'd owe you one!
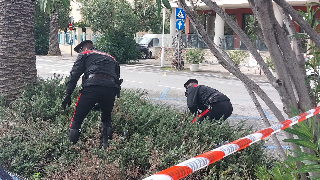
[176,20,185,30]
[178,21,183,29]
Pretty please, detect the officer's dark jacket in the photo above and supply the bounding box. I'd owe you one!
[66,49,120,95]
[186,84,230,114]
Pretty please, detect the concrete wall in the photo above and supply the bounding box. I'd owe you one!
[60,45,74,56]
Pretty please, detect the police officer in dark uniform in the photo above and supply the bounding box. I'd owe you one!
[184,79,233,122]
[61,40,122,149]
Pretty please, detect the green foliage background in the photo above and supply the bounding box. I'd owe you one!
[133,0,170,34]
[34,1,71,55]
[79,0,139,35]
[79,0,141,63]
[0,76,271,179]
[34,3,50,55]
[79,0,170,63]
[95,32,140,64]
[57,1,72,32]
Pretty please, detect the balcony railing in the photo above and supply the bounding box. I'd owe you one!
[183,34,268,51]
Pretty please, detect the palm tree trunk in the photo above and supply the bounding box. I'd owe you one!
[48,12,61,56]
[0,0,37,104]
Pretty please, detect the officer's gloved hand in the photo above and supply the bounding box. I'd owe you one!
[62,94,71,110]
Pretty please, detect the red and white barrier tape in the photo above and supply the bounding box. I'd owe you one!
[143,106,320,180]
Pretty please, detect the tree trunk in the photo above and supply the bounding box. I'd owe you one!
[273,0,320,51]
[244,84,287,160]
[278,5,314,106]
[279,5,306,77]
[48,11,61,56]
[172,30,184,70]
[250,0,299,114]
[0,0,37,104]
[266,1,312,112]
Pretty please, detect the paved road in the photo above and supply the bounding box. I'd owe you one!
[36,56,290,153]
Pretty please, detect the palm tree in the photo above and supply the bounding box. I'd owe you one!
[38,0,70,56]
[0,0,37,103]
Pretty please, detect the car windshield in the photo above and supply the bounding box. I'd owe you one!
[138,37,152,45]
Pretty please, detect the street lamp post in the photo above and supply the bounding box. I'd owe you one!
[161,8,166,67]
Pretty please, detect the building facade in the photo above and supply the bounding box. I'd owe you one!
[168,0,320,50]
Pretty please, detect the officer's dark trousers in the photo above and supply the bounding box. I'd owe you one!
[69,86,117,131]
[199,101,233,122]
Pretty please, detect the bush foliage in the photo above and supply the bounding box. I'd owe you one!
[95,32,140,64]
[0,76,271,179]
[226,50,248,67]
[185,48,205,64]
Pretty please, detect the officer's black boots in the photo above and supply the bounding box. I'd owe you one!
[68,129,81,144]
[102,127,112,149]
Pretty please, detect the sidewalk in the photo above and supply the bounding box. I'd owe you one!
[58,50,270,82]
[136,58,270,82]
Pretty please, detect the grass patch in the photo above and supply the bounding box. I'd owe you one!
[161,66,174,70]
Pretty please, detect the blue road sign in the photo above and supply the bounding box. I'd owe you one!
[176,8,185,19]
[176,20,185,30]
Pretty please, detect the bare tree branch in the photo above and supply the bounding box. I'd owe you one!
[249,0,298,114]
[200,0,293,118]
[245,84,287,159]
[273,0,320,49]
[265,0,312,111]
[278,5,306,73]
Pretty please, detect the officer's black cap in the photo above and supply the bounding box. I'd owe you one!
[184,79,198,88]
[74,40,93,53]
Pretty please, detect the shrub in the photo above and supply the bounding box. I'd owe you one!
[185,48,205,64]
[265,56,275,70]
[227,50,248,66]
[254,107,320,179]
[255,160,298,180]
[0,76,271,179]
[94,31,140,64]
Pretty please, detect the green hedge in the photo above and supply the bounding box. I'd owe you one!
[94,31,140,64]
[0,76,271,179]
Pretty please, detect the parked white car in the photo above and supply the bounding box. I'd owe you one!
[306,67,320,77]
[305,54,319,77]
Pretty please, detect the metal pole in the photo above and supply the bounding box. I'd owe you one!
[161,8,166,67]
[71,30,72,57]
[178,31,180,69]
[71,16,73,57]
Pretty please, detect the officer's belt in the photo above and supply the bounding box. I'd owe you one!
[86,73,114,81]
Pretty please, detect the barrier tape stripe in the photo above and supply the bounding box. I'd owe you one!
[143,106,320,180]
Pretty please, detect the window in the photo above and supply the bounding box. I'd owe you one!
[224,14,236,35]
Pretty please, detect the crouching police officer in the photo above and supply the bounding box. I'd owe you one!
[62,40,122,149]
[184,79,233,122]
